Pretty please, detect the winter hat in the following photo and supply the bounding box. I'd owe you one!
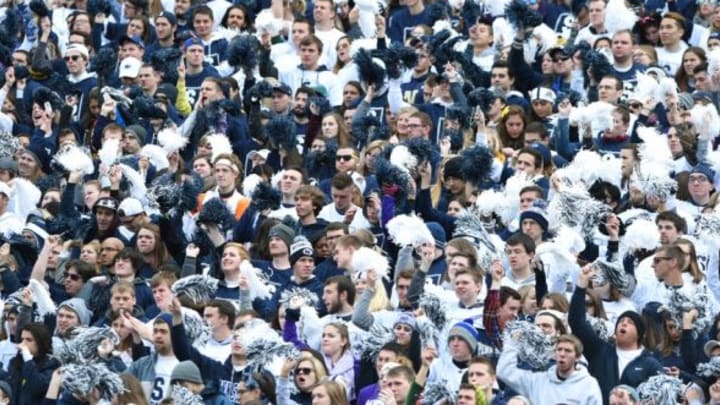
[705,340,720,357]
[125,125,147,145]
[519,200,549,233]
[269,223,295,249]
[58,298,91,326]
[529,87,556,104]
[448,320,480,354]
[426,222,446,250]
[289,236,314,266]
[677,92,694,111]
[690,163,716,183]
[529,142,552,168]
[616,310,645,344]
[23,213,48,248]
[93,197,119,214]
[443,157,463,181]
[394,313,416,330]
[0,157,17,174]
[171,361,203,384]
[155,312,173,326]
[613,385,640,403]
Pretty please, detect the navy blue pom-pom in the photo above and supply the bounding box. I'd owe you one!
[374,157,410,200]
[505,0,543,30]
[32,87,63,110]
[29,0,50,17]
[459,145,493,187]
[265,114,297,150]
[381,45,418,79]
[354,49,385,88]
[251,181,281,211]
[150,47,183,84]
[227,35,259,72]
[198,198,236,230]
[89,47,118,85]
[583,50,613,83]
[403,137,434,164]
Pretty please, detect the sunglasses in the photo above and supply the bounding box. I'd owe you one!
[553,56,569,62]
[64,272,81,281]
[336,155,354,162]
[64,55,82,62]
[295,367,313,375]
[629,102,642,109]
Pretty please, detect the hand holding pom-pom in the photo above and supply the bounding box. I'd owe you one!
[97,338,114,358]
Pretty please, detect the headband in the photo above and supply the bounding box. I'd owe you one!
[215,158,240,173]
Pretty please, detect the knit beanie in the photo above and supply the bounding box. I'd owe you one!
[290,236,314,266]
[269,223,295,250]
[448,320,480,354]
[616,310,645,344]
[519,200,549,233]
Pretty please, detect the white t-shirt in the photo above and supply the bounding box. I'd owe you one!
[151,355,179,405]
[616,346,643,377]
[655,43,688,75]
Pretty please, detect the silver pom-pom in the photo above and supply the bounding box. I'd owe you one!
[171,384,204,405]
[172,275,219,304]
[452,209,500,269]
[697,357,720,377]
[352,323,394,360]
[418,292,448,331]
[695,212,720,250]
[422,380,457,405]
[0,131,20,160]
[244,337,300,373]
[183,309,211,347]
[503,321,555,370]
[279,287,320,308]
[415,317,440,350]
[592,258,636,297]
[666,287,712,339]
[587,315,613,342]
[637,374,684,405]
[61,363,125,401]
[55,327,119,365]
[547,183,611,239]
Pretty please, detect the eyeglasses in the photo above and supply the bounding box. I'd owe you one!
[629,102,642,109]
[64,272,81,281]
[553,56,569,63]
[295,367,313,375]
[407,123,423,129]
[64,55,82,62]
[336,155,354,162]
[101,246,120,252]
[689,175,710,183]
[653,256,673,264]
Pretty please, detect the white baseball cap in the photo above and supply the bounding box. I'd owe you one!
[119,57,142,79]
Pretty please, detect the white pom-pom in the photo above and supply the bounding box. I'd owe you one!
[637,126,673,170]
[141,144,170,171]
[691,103,720,141]
[386,214,434,247]
[205,133,233,161]
[242,174,263,196]
[604,0,638,33]
[709,49,720,77]
[389,145,417,174]
[158,127,188,154]
[54,144,94,175]
[620,218,660,258]
[239,260,273,300]
[656,77,678,106]
[351,247,389,280]
[254,10,281,36]
[98,138,119,167]
[630,72,659,104]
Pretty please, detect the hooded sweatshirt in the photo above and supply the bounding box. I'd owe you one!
[497,339,603,405]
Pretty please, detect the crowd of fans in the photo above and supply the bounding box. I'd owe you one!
[2,0,720,404]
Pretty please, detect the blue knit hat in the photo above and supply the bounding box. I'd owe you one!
[448,320,480,354]
[519,200,549,233]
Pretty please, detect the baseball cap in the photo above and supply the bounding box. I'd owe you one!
[529,87,556,104]
[119,57,142,78]
[248,149,270,160]
[93,197,119,213]
[121,34,146,49]
[272,82,292,96]
[0,157,17,173]
[156,11,178,25]
[118,197,144,217]
[705,340,720,357]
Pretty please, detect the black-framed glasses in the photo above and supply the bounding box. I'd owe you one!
[64,55,82,62]
[336,155,353,162]
[64,272,81,281]
[295,367,313,375]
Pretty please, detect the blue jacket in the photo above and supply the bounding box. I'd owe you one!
[568,287,663,404]
[9,355,60,405]
[171,323,247,404]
